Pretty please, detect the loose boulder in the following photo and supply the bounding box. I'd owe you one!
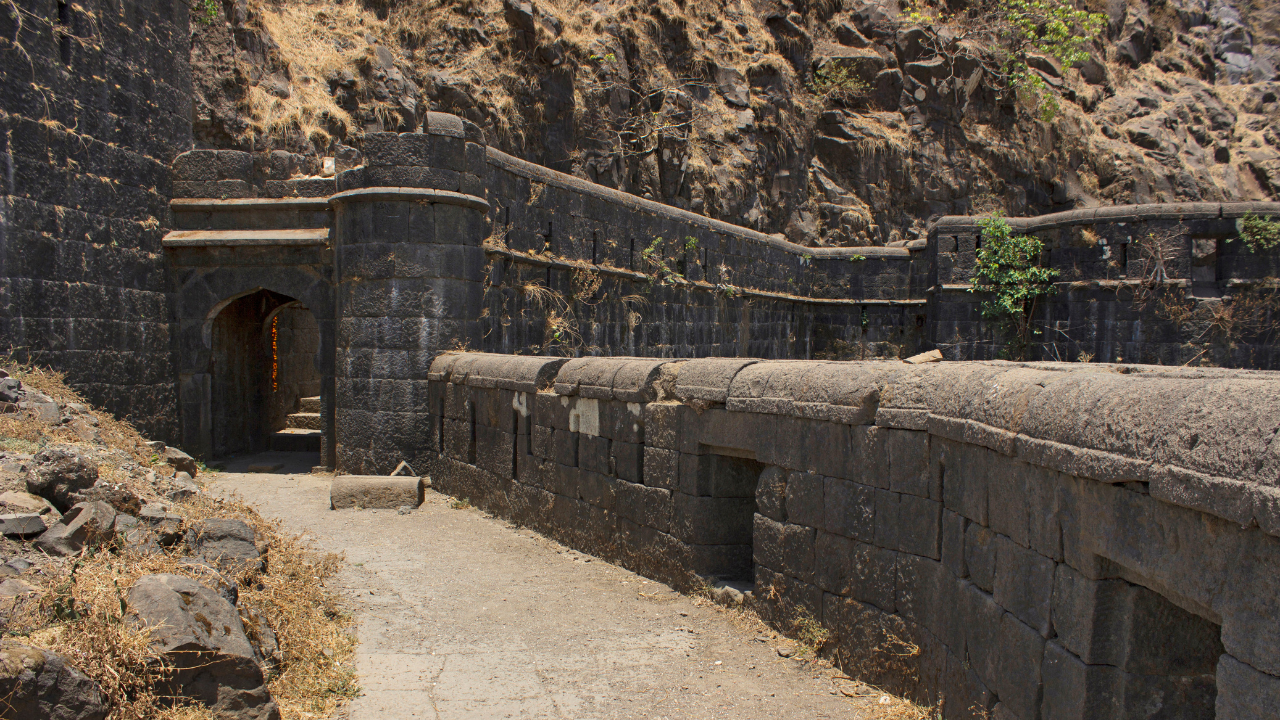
[0,513,47,536]
[0,642,108,720]
[34,501,117,556]
[139,504,185,546]
[162,447,199,477]
[0,490,61,525]
[189,519,262,573]
[27,446,99,511]
[128,574,280,720]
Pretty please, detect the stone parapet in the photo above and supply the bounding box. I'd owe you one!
[425,352,1280,720]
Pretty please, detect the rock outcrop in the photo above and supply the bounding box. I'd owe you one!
[27,445,99,512]
[189,0,1279,245]
[128,574,281,720]
[0,642,109,720]
[33,501,118,556]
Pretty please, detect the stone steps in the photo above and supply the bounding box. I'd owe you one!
[299,396,321,413]
[270,428,321,453]
[286,411,321,430]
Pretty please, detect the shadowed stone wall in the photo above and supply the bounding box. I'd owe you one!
[0,0,192,440]
[425,352,1280,720]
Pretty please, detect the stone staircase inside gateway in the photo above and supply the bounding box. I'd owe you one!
[271,396,322,453]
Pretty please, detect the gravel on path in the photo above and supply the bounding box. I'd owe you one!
[210,470,890,720]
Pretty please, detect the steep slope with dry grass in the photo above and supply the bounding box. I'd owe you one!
[0,361,357,720]
[191,0,1279,246]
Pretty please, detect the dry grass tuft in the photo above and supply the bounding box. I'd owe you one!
[2,356,155,466]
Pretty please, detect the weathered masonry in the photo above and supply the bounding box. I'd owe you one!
[425,353,1280,720]
[157,113,1280,471]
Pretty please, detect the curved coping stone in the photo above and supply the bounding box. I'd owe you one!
[170,197,333,212]
[425,111,466,138]
[725,360,894,425]
[932,202,1280,234]
[673,358,762,403]
[553,357,679,403]
[428,352,567,392]
[485,147,904,262]
[719,359,1280,536]
[162,228,330,247]
[328,187,489,213]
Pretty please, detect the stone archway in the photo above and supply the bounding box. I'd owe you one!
[205,290,324,459]
[170,266,336,465]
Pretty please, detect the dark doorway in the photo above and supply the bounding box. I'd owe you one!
[694,451,765,583]
[209,290,322,459]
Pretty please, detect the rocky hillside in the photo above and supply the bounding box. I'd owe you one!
[191,0,1279,246]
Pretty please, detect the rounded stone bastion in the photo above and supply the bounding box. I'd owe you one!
[328,111,490,474]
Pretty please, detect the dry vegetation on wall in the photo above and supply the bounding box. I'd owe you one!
[193,0,1279,247]
[0,362,357,720]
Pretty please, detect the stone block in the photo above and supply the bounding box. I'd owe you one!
[643,402,680,449]
[330,475,423,509]
[531,424,553,459]
[852,425,890,489]
[552,428,578,467]
[898,493,941,560]
[987,462,1030,547]
[896,552,944,634]
[612,440,642,483]
[474,425,515,477]
[678,452,707,496]
[1051,563,1130,666]
[1215,655,1280,720]
[535,392,571,430]
[941,440,988,525]
[615,481,670,532]
[874,489,901,550]
[442,418,471,462]
[823,476,875,543]
[34,501,116,556]
[785,471,824,529]
[888,429,934,499]
[993,537,1055,637]
[941,509,967,579]
[1040,641,1122,720]
[579,434,610,475]
[0,514,46,536]
[754,513,786,573]
[995,612,1046,720]
[965,523,997,593]
[849,541,898,613]
[577,470,618,512]
[815,531,853,595]
[960,581,1004,692]
[643,446,678,491]
[756,466,787,522]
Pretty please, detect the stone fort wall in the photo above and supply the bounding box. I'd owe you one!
[426,351,1280,720]
[0,0,191,440]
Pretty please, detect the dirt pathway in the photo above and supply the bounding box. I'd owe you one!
[211,468,888,720]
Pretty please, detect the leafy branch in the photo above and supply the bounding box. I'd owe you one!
[1232,213,1280,254]
[970,215,1058,358]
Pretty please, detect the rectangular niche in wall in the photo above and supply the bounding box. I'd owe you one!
[684,450,765,584]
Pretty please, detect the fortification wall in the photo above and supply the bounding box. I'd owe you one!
[0,0,192,439]
[425,352,1280,720]
[931,202,1280,366]
[480,145,927,359]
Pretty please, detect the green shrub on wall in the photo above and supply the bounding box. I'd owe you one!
[971,215,1058,359]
